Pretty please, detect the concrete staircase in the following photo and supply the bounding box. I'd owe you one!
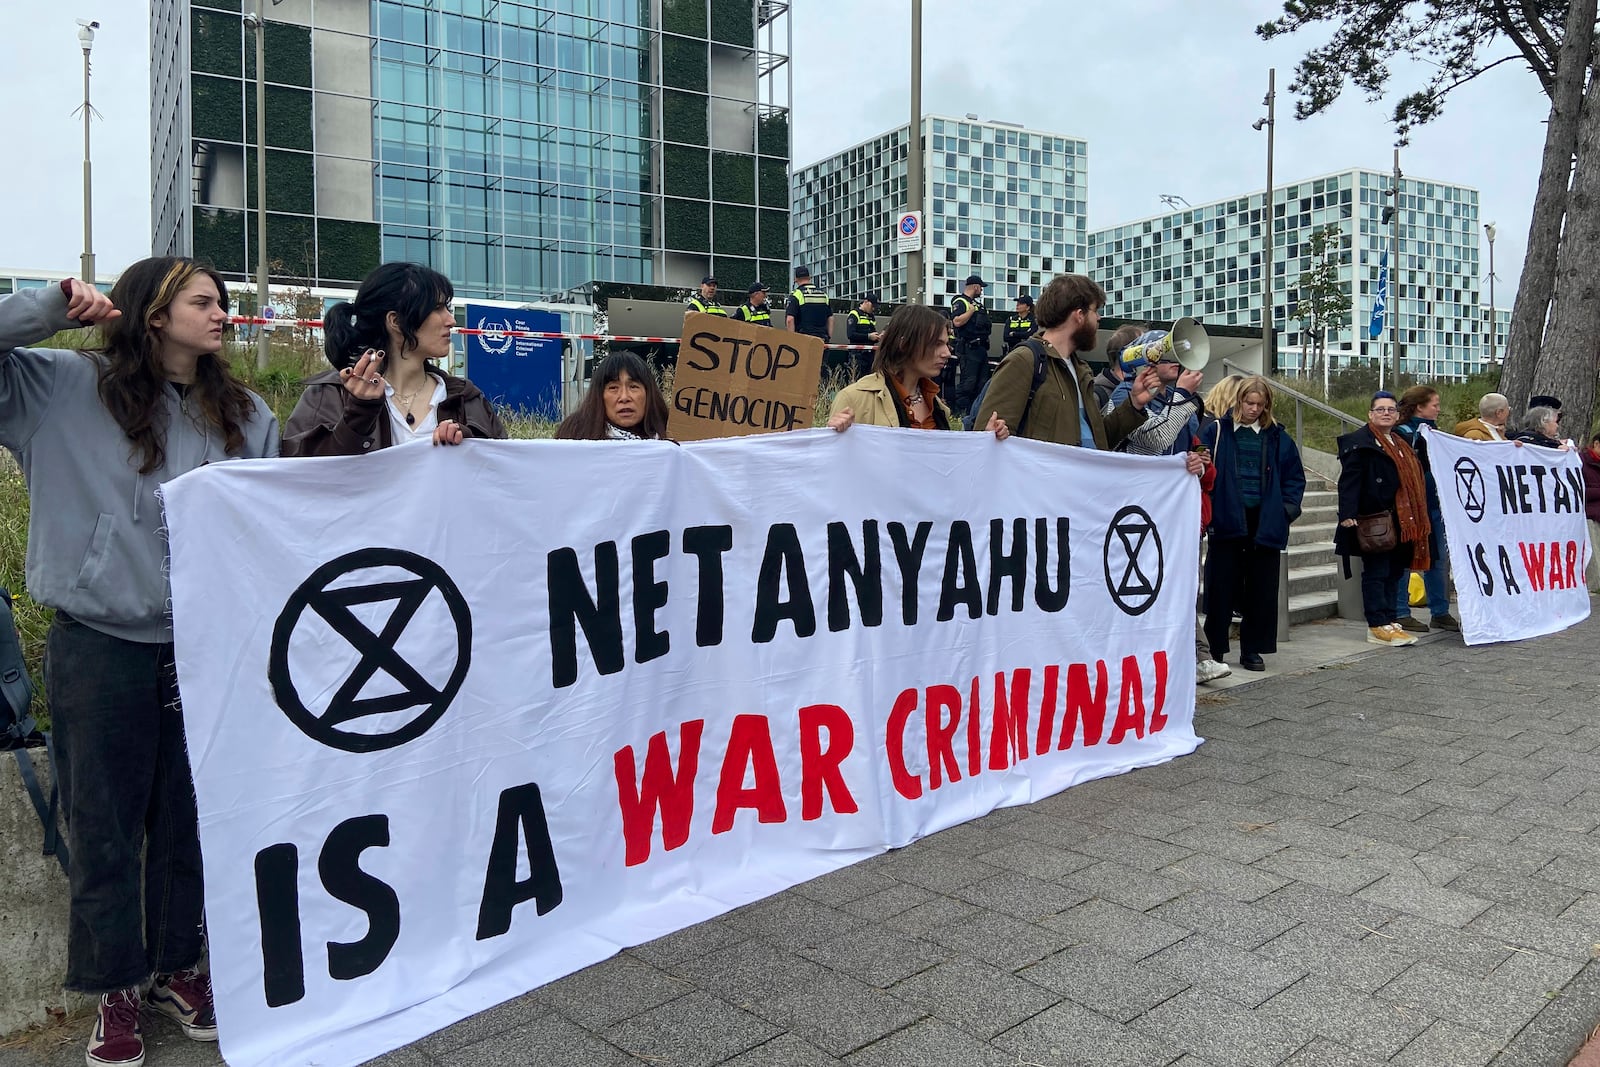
[1286,473,1340,624]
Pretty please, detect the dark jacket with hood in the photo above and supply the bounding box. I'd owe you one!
[1206,416,1305,551]
[282,368,506,456]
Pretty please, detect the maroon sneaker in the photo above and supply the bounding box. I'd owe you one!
[147,968,218,1041]
[86,987,143,1066]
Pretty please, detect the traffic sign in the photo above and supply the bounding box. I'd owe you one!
[895,210,923,254]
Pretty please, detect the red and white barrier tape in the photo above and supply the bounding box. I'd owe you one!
[228,316,876,350]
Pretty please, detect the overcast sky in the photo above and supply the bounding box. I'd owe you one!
[0,2,1549,302]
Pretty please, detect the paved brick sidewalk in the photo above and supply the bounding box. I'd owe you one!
[10,613,1600,1067]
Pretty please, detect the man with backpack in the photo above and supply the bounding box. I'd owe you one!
[981,274,1160,449]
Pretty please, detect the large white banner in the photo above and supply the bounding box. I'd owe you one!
[161,427,1201,1067]
[1424,427,1591,644]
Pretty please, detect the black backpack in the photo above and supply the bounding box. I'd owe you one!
[0,589,67,874]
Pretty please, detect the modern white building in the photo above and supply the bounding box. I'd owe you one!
[1088,168,1487,380]
[790,115,1088,306]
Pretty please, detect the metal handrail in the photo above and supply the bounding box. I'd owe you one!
[1221,357,1363,445]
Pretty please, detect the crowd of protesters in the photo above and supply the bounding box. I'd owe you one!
[4,257,1598,1067]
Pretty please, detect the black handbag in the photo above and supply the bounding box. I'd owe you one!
[1355,511,1397,553]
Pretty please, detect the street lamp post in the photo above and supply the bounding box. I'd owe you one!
[1253,69,1275,372]
[1484,221,1498,367]
[904,0,923,305]
[76,19,100,285]
[244,0,282,371]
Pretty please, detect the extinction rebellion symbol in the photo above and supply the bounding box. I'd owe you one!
[1453,456,1487,523]
[1103,505,1165,615]
[269,548,472,753]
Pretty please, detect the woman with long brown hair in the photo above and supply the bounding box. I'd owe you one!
[555,350,672,440]
[0,258,279,1065]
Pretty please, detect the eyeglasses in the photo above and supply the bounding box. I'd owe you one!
[1370,407,1398,414]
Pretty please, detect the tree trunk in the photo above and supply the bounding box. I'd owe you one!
[1499,0,1596,414]
[1533,54,1600,441]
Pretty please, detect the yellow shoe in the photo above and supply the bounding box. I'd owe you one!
[1384,623,1417,646]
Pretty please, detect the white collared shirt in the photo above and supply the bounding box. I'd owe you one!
[385,374,447,444]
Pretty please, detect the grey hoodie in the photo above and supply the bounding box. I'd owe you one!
[0,283,279,642]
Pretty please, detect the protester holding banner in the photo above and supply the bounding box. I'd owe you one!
[827,304,1008,438]
[1584,432,1600,592]
[1514,406,1571,451]
[0,260,282,1065]
[1454,392,1511,441]
[1335,391,1429,647]
[1202,378,1305,671]
[555,350,671,441]
[283,263,506,455]
[1392,386,1460,633]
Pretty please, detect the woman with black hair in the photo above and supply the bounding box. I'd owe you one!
[827,304,1008,437]
[283,262,506,455]
[555,350,671,440]
[0,258,279,1065]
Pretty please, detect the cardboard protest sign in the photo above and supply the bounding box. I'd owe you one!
[162,430,1200,1067]
[668,311,825,441]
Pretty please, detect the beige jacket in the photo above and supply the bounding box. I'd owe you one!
[828,373,957,430]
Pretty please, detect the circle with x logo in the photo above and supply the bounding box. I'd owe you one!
[1453,457,1487,524]
[1103,505,1165,616]
[269,548,472,753]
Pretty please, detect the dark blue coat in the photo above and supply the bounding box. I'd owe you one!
[1206,417,1306,550]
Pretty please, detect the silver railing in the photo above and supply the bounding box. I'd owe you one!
[1221,358,1364,444]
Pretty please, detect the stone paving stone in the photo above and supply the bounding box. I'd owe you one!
[670,938,923,1057]
[840,1017,1015,1067]
[625,917,749,969]
[1253,846,1388,895]
[1062,860,1192,911]
[1388,1018,1503,1067]
[867,846,998,894]
[1377,959,1550,1042]
[537,953,692,1031]
[1353,872,1494,928]
[1267,819,1385,859]
[881,895,981,938]
[886,957,1057,1041]
[1534,851,1600,892]
[1016,942,1188,1022]
[1485,944,1589,999]
[790,861,899,905]
[437,1013,636,1067]
[1143,932,1306,1007]
[415,993,550,1055]
[912,819,1021,856]
[1255,922,1413,994]
[1175,776,1279,809]
[951,869,1091,922]
[1329,785,1438,823]
[1085,804,1194,842]
[722,1034,844,1066]
[972,837,1100,882]
[922,906,1070,972]
[1001,811,1102,850]
[1337,811,1455,854]
[1037,898,1189,961]
[1147,889,1299,949]
[1164,822,1286,866]
[1362,912,1514,976]
[798,925,946,989]
[1159,851,1291,902]
[1433,833,1561,880]
[1468,901,1598,960]
[1277,1037,1384,1066]
[1072,830,1196,872]
[1415,806,1533,846]
[725,892,874,952]
[838,882,936,922]
[1255,879,1401,937]
[1445,866,1582,918]
[601,990,780,1067]
[993,997,1184,1067]
[1259,975,1432,1059]
[1130,987,1308,1067]
[1489,958,1600,1067]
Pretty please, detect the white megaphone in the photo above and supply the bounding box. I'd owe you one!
[1117,316,1210,375]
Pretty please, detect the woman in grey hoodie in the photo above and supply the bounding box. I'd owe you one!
[0,258,278,1066]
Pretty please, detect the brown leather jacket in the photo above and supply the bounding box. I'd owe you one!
[281,369,507,456]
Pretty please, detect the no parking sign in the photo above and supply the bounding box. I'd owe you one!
[895,210,923,253]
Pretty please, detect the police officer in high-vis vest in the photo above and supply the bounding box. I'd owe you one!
[950,274,992,413]
[785,266,833,342]
[1002,291,1035,359]
[733,281,773,326]
[686,275,728,317]
[845,292,880,380]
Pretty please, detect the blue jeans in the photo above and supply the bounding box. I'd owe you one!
[44,613,205,993]
[1396,510,1450,617]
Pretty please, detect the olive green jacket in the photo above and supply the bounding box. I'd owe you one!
[982,339,1146,448]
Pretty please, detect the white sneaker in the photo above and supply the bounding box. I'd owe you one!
[1196,659,1232,683]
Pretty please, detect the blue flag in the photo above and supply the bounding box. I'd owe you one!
[1368,251,1387,339]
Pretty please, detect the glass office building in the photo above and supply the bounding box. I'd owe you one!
[150,0,792,300]
[1088,168,1487,379]
[791,116,1087,306]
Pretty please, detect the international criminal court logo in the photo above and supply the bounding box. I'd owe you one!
[1103,506,1165,616]
[269,549,472,753]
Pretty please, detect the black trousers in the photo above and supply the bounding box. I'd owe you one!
[952,341,990,412]
[44,613,205,993]
[1203,508,1282,658]
[1360,542,1415,627]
